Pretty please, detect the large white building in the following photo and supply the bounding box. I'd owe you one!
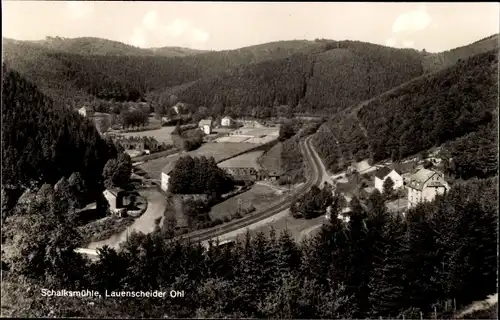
[374,167,403,193]
[406,168,450,209]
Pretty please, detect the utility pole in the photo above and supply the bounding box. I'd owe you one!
[238,199,242,214]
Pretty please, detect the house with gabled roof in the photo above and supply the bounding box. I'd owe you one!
[198,119,213,134]
[374,166,403,193]
[161,157,180,192]
[406,168,450,209]
[221,116,235,127]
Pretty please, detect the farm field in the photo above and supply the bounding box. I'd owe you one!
[210,184,283,221]
[188,142,257,161]
[258,142,282,173]
[215,136,251,143]
[218,150,264,169]
[118,125,176,144]
[232,127,280,137]
[138,142,258,180]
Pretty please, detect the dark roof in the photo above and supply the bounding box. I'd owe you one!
[407,168,439,190]
[199,119,212,126]
[374,167,393,179]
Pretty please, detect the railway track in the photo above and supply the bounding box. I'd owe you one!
[176,135,324,244]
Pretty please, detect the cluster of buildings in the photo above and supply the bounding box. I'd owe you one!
[372,166,450,209]
[198,116,267,135]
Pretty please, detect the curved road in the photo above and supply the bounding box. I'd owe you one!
[87,188,167,251]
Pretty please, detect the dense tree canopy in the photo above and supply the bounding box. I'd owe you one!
[291,184,335,219]
[314,50,498,174]
[168,155,235,196]
[1,65,117,196]
[2,176,496,318]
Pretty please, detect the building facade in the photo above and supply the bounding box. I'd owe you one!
[374,167,404,193]
[221,116,234,127]
[103,188,126,216]
[199,119,213,134]
[161,172,170,192]
[407,168,450,209]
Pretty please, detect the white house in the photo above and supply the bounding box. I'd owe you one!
[198,119,213,135]
[161,160,178,192]
[78,106,94,117]
[221,116,234,127]
[407,168,450,209]
[374,167,403,193]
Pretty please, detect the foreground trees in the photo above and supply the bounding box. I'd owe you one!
[1,175,497,318]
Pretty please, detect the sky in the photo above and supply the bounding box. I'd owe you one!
[2,1,499,52]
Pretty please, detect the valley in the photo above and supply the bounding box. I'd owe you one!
[1,6,498,318]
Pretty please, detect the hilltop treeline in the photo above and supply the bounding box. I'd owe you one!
[314,50,498,176]
[2,176,497,319]
[175,42,424,117]
[422,34,499,73]
[2,39,324,104]
[1,66,117,208]
[4,39,425,116]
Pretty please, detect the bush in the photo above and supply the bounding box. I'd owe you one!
[77,216,134,246]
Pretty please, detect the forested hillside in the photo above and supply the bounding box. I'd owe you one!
[1,65,117,200]
[16,37,208,57]
[422,34,498,73]
[4,35,497,118]
[2,38,326,105]
[1,176,497,318]
[313,49,498,175]
[174,41,425,116]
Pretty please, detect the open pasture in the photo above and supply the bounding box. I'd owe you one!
[210,184,280,220]
[118,125,176,144]
[231,127,279,137]
[215,136,251,143]
[218,150,264,169]
[258,142,283,172]
[188,142,257,162]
